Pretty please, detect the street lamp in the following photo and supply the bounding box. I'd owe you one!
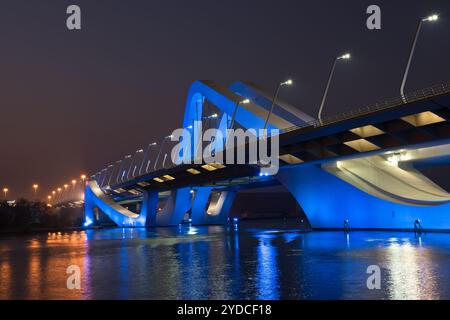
[3,188,8,199]
[154,135,173,171]
[264,79,293,129]
[33,184,39,199]
[126,149,144,180]
[139,142,157,175]
[106,162,119,187]
[229,99,250,130]
[317,53,351,124]
[72,180,77,188]
[118,155,132,182]
[226,98,250,148]
[400,14,439,100]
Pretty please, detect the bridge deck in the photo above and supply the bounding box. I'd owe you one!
[105,83,450,199]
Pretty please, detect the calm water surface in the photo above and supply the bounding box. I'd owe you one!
[1,221,450,300]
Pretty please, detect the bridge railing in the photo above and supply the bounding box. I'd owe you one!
[281,82,450,134]
[93,81,450,190]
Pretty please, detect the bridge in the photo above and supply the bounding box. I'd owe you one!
[83,80,450,230]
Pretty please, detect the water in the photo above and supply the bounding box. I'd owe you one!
[1,221,450,300]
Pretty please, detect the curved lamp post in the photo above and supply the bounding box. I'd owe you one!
[264,79,293,130]
[400,14,439,101]
[317,53,351,125]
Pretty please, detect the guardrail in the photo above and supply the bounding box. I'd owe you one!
[281,82,450,134]
[94,82,450,190]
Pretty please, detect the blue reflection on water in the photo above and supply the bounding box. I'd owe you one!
[256,233,279,299]
[1,222,450,300]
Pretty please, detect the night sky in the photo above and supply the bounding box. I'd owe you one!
[1,0,450,199]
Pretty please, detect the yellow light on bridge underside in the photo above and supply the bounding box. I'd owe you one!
[241,99,250,104]
[387,152,407,167]
[201,163,226,171]
[186,168,201,175]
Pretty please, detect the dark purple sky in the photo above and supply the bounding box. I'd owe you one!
[1,0,449,199]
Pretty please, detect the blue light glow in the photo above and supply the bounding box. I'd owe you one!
[84,216,93,227]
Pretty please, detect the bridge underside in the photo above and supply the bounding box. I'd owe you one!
[277,163,450,230]
[84,181,236,228]
[85,155,450,230]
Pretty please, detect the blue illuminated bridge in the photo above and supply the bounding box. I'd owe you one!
[82,80,450,230]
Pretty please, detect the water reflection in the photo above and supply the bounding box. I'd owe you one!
[0,226,449,299]
[256,233,279,299]
[384,238,439,300]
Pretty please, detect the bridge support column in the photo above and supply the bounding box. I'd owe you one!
[276,164,450,230]
[151,188,192,226]
[191,187,236,225]
[84,186,96,227]
[84,180,143,227]
[139,192,158,226]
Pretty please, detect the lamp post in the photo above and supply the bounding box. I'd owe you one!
[32,184,39,200]
[264,79,293,129]
[317,53,351,124]
[106,163,118,187]
[3,188,8,199]
[126,149,144,180]
[139,142,157,175]
[229,99,250,130]
[400,14,439,101]
[225,99,250,149]
[154,135,172,171]
[115,156,130,183]
[57,187,62,203]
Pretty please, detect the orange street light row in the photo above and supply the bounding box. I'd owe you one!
[46,173,87,204]
[2,173,87,203]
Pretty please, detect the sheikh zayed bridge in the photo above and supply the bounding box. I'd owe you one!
[80,79,450,230]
